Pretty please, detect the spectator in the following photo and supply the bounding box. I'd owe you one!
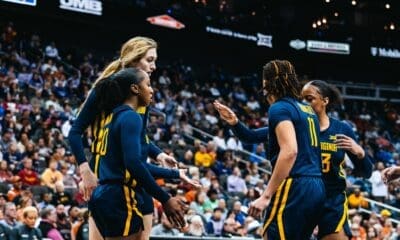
[52,182,73,207]
[151,213,180,236]
[17,157,40,187]
[369,162,388,202]
[206,207,224,236]
[348,187,369,209]
[0,161,12,183]
[203,189,219,214]
[37,192,54,210]
[38,207,63,240]
[212,129,227,150]
[0,202,20,228]
[41,159,63,190]
[186,215,205,237]
[189,191,206,216]
[194,145,214,168]
[56,211,71,240]
[227,166,247,195]
[45,42,60,60]
[12,206,42,240]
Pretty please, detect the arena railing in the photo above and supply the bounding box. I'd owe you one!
[326,80,400,103]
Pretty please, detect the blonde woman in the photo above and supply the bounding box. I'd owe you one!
[68,37,197,239]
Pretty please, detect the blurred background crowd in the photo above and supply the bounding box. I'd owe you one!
[0,18,399,240]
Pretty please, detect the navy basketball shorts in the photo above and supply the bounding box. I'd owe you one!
[318,191,351,238]
[89,184,143,237]
[262,177,326,240]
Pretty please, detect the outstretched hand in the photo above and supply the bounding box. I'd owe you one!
[213,100,238,126]
[157,152,178,169]
[179,169,202,189]
[382,166,400,184]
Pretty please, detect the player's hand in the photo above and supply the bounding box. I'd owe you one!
[163,197,187,228]
[248,195,271,220]
[382,166,400,184]
[335,134,365,159]
[213,100,238,125]
[157,152,178,169]
[79,163,98,201]
[179,169,202,189]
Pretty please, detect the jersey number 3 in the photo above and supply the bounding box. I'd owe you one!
[322,153,331,173]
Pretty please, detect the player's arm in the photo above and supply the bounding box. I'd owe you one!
[120,111,170,203]
[338,124,373,178]
[68,91,98,200]
[68,90,97,166]
[262,120,297,199]
[148,141,162,159]
[214,100,268,143]
[145,162,179,179]
[231,122,269,144]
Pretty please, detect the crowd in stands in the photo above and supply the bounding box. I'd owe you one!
[0,21,400,239]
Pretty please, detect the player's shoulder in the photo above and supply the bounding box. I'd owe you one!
[114,105,141,122]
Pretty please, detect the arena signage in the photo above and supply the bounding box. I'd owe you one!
[370,47,400,59]
[205,26,272,48]
[307,40,350,55]
[289,39,306,50]
[147,15,185,30]
[1,0,36,6]
[59,0,102,16]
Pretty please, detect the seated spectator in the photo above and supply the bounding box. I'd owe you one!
[3,142,23,168]
[227,167,248,195]
[194,145,214,168]
[206,207,224,236]
[12,206,42,239]
[221,217,242,237]
[249,143,266,164]
[186,215,205,237]
[41,159,63,190]
[17,157,40,187]
[151,213,180,236]
[0,202,20,229]
[7,176,22,202]
[56,210,71,240]
[37,192,54,210]
[52,181,73,207]
[38,207,63,240]
[348,187,369,209]
[212,129,227,150]
[189,191,206,216]
[203,189,219,215]
[232,201,246,225]
[0,161,13,183]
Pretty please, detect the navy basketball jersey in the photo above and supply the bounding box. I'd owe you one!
[268,98,321,177]
[90,111,113,177]
[320,117,371,194]
[94,106,137,186]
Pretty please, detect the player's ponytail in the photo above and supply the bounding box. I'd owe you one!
[94,75,123,114]
[95,67,146,114]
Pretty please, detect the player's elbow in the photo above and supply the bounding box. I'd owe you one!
[282,148,297,161]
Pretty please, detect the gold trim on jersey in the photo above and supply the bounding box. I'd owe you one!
[262,179,287,235]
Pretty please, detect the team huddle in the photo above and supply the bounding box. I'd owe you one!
[70,36,380,240]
